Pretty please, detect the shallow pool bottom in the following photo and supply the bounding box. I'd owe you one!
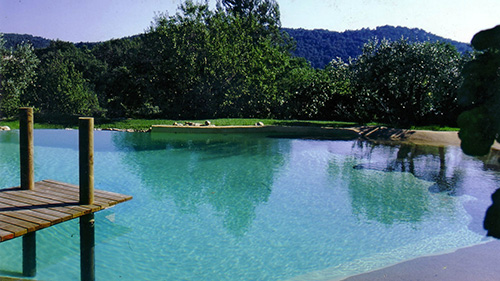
[0,130,497,280]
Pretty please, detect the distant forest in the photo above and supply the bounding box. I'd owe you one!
[0,0,475,128]
[3,25,471,68]
[284,25,472,68]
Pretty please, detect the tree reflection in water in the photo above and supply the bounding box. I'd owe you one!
[112,132,287,236]
[0,131,21,187]
[335,141,469,225]
[352,143,465,196]
[340,140,500,238]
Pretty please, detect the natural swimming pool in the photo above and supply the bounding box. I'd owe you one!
[0,129,498,280]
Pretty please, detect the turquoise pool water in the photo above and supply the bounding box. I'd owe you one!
[0,130,498,280]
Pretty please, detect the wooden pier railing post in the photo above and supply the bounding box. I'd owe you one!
[19,107,34,191]
[79,117,94,205]
[19,107,36,277]
[22,232,36,277]
[79,117,95,281]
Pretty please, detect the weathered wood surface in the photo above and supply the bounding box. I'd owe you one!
[0,180,131,242]
[19,107,34,191]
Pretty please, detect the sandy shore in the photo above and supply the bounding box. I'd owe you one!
[151,124,500,150]
[341,240,500,281]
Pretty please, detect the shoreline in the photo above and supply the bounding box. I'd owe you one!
[3,124,500,279]
[340,239,500,281]
[151,124,500,150]
[153,124,500,281]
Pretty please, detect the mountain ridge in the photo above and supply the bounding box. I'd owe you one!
[2,25,472,68]
[284,25,472,68]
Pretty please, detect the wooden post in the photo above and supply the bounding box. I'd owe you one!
[79,117,94,205]
[19,107,36,277]
[19,107,34,190]
[79,117,95,281]
[22,232,36,277]
[80,213,95,281]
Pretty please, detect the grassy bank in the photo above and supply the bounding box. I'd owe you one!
[0,118,357,131]
[0,118,458,132]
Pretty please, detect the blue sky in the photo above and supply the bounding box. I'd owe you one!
[1,0,499,43]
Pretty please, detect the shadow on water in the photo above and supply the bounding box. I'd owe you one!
[346,140,500,238]
[340,142,456,226]
[332,146,432,225]
[352,143,465,196]
[324,140,465,225]
[112,132,288,236]
[484,189,500,239]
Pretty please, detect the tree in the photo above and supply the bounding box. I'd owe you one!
[91,37,155,117]
[221,0,280,29]
[35,41,108,109]
[282,58,354,120]
[350,39,465,126]
[143,0,298,119]
[457,25,500,156]
[0,37,39,118]
[30,52,100,117]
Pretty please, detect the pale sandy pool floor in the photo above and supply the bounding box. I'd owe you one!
[342,240,500,281]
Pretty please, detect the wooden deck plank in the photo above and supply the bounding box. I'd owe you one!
[0,202,63,223]
[1,211,52,229]
[0,197,71,223]
[0,229,14,242]
[0,214,40,232]
[1,188,96,214]
[0,221,27,237]
[0,192,87,217]
[34,183,113,210]
[0,180,132,243]
[1,208,57,225]
[19,190,102,212]
[42,180,131,202]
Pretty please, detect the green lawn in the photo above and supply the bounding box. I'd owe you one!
[0,118,458,131]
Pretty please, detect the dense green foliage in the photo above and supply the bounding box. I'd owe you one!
[349,39,466,126]
[0,35,39,117]
[139,1,297,119]
[4,26,472,69]
[0,1,474,129]
[458,25,500,156]
[285,26,472,68]
[2,33,51,49]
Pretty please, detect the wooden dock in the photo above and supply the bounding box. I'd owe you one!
[0,180,131,242]
[0,108,132,281]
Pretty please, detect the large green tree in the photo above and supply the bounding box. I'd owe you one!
[282,58,353,120]
[143,0,297,119]
[91,37,153,117]
[220,0,282,39]
[457,25,500,156]
[29,50,100,117]
[350,39,465,126]
[0,36,39,118]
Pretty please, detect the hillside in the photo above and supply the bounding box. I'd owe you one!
[3,25,472,68]
[284,25,472,68]
[2,33,52,49]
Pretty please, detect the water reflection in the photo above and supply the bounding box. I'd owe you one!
[112,133,287,236]
[484,189,500,238]
[0,131,20,188]
[331,141,474,225]
[334,140,500,240]
[352,143,465,196]
[335,157,432,225]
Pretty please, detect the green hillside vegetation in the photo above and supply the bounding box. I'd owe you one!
[284,26,472,68]
[4,27,471,70]
[0,0,479,130]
